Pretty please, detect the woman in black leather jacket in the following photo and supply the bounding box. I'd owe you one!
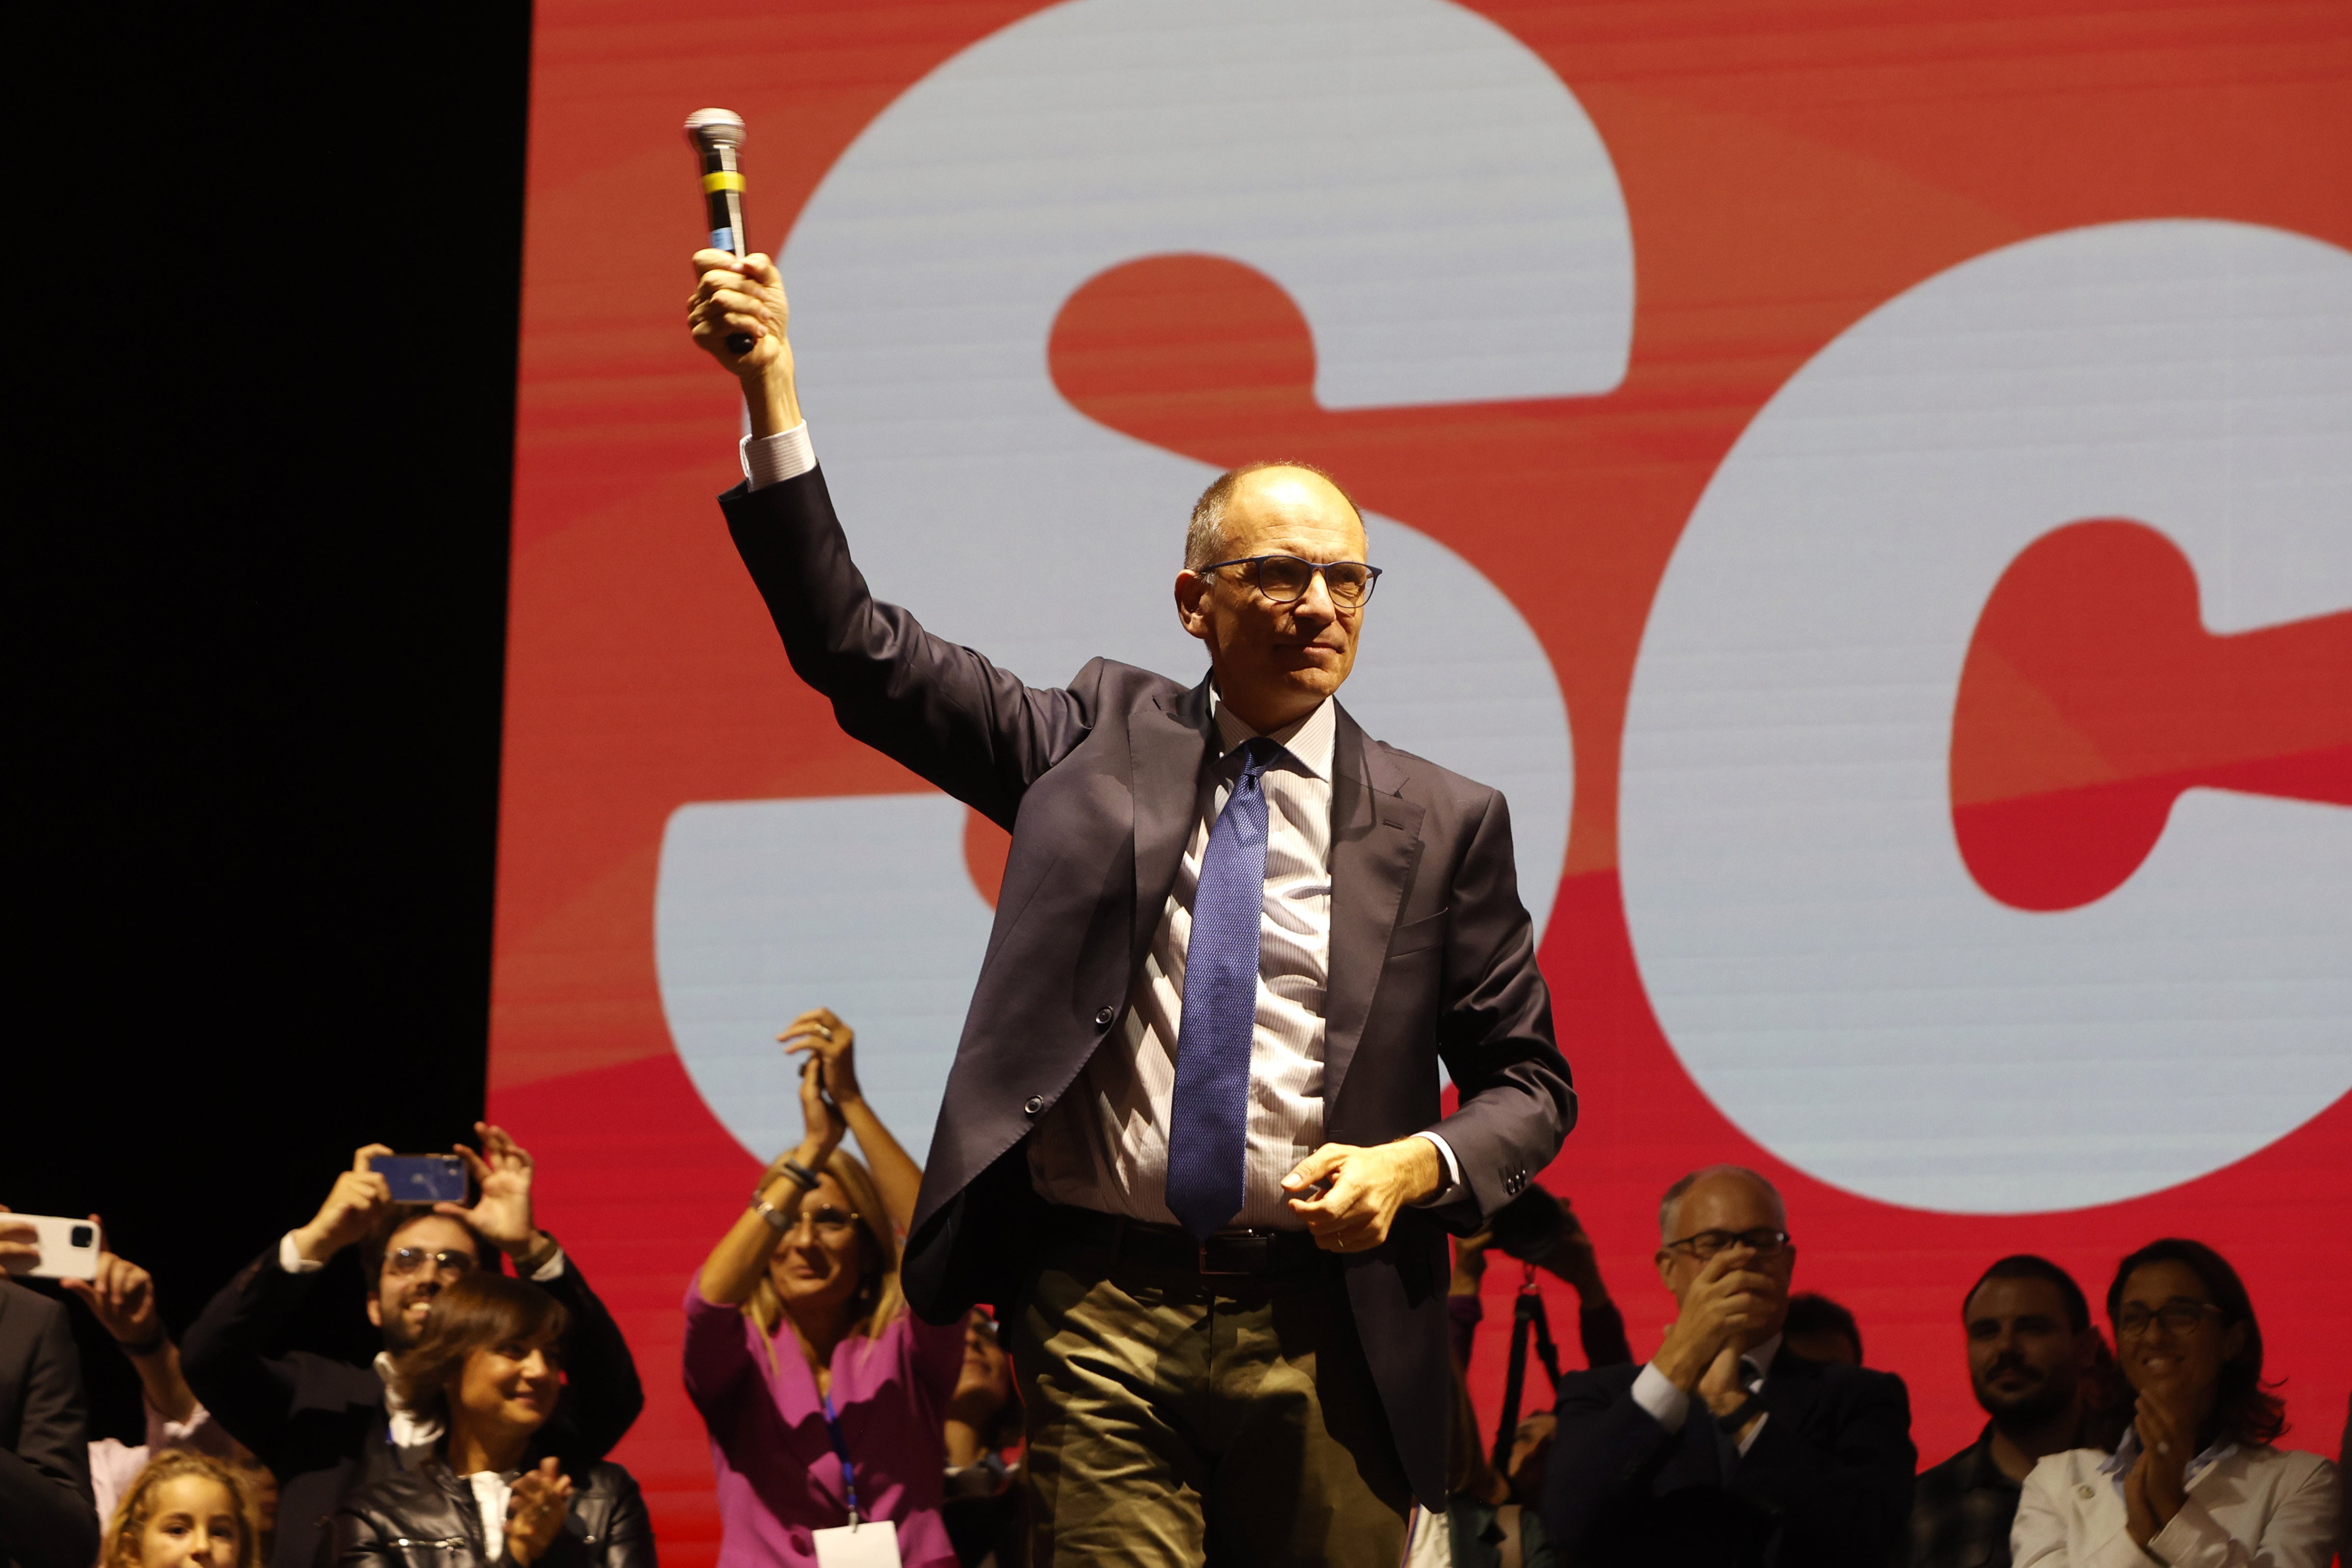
[333,1274,653,1568]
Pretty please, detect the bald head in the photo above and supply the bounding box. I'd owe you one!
[1659,1165,1786,1245]
[1186,460,1364,570]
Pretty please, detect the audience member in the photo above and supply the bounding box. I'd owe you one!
[685,1010,963,1568]
[2012,1238,2340,1565]
[1403,1361,1557,1568]
[182,1130,642,1568]
[938,1313,1020,1568]
[100,1453,260,1568]
[2,1208,98,1568]
[334,1274,652,1568]
[1911,1256,2108,1568]
[1446,1195,1633,1515]
[1464,1187,1635,1374]
[61,1240,266,1545]
[1782,1292,1862,1367]
[1541,1165,1915,1567]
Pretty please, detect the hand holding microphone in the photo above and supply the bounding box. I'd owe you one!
[684,108,800,435]
[686,109,755,353]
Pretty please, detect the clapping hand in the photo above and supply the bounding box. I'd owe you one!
[2124,1379,2194,1545]
[505,1457,573,1566]
[780,1008,864,1109]
[1652,1246,1778,1398]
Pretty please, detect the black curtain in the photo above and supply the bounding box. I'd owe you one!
[14,6,532,1439]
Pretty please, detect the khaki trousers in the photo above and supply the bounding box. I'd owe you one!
[1008,1238,1413,1567]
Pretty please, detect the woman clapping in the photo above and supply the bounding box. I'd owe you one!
[686,1010,965,1568]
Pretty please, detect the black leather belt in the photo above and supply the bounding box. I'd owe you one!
[1042,1205,1330,1277]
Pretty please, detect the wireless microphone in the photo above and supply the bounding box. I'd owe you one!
[685,108,756,355]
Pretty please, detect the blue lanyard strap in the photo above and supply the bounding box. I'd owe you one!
[819,1390,860,1524]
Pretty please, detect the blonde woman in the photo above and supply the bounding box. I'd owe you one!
[685,1009,962,1568]
[102,1453,262,1568]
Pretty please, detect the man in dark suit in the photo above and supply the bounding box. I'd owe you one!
[689,250,1575,1565]
[182,1131,643,1568]
[0,1214,96,1568]
[1541,1165,1915,1567]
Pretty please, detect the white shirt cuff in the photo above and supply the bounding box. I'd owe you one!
[278,1233,324,1275]
[1631,1361,1691,1432]
[1408,1131,1467,1207]
[1736,1410,1768,1456]
[741,422,815,489]
[528,1245,567,1284]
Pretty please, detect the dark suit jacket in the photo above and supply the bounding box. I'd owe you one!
[721,467,1577,1508]
[0,1282,96,1568]
[182,1248,645,1568]
[1541,1346,1916,1568]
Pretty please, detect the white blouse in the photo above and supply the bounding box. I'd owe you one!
[2011,1442,2340,1567]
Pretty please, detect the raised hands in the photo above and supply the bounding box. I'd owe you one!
[505,1456,574,1566]
[780,1007,865,1110]
[291,1146,396,1265]
[438,1123,544,1263]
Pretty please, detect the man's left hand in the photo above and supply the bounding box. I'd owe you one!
[439,1122,545,1263]
[1282,1139,1441,1252]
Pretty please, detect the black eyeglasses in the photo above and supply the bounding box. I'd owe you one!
[385,1247,477,1279]
[1662,1228,1791,1261]
[1195,554,1381,609]
[2116,1299,2222,1339]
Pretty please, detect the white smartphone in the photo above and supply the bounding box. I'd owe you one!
[1,1214,101,1282]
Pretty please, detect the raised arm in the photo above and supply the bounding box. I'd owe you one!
[697,1052,847,1308]
[688,249,1092,826]
[781,1009,921,1234]
[62,1244,198,1424]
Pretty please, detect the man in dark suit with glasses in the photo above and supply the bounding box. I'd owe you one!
[690,249,1575,1567]
[1541,1164,1916,1567]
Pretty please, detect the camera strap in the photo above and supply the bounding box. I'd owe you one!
[1489,1263,1565,1473]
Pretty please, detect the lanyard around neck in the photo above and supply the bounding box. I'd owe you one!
[819,1390,861,1525]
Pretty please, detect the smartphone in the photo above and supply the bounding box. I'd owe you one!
[374,1155,468,1205]
[0,1214,101,1282]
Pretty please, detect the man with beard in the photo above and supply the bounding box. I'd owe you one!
[1910,1255,2109,1568]
[183,1130,643,1568]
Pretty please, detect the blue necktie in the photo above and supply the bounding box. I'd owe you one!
[1165,736,1281,1240]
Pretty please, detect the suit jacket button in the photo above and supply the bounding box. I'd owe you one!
[1094,1006,1116,1027]
[1024,1095,1044,1116]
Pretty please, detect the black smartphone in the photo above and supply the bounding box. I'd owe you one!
[374,1155,468,1205]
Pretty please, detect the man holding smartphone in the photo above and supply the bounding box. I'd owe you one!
[182,1126,644,1568]
[0,1208,97,1568]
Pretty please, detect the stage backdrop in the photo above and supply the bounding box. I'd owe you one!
[498,1,2350,1555]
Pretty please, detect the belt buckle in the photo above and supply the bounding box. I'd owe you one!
[1197,1230,1272,1275]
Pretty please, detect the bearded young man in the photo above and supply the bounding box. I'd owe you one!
[182,1132,643,1568]
[1911,1256,2112,1568]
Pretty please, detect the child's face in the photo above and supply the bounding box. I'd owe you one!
[137,1476,241,1568]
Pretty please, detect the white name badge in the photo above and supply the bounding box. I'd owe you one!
[812,1519,901,1568]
